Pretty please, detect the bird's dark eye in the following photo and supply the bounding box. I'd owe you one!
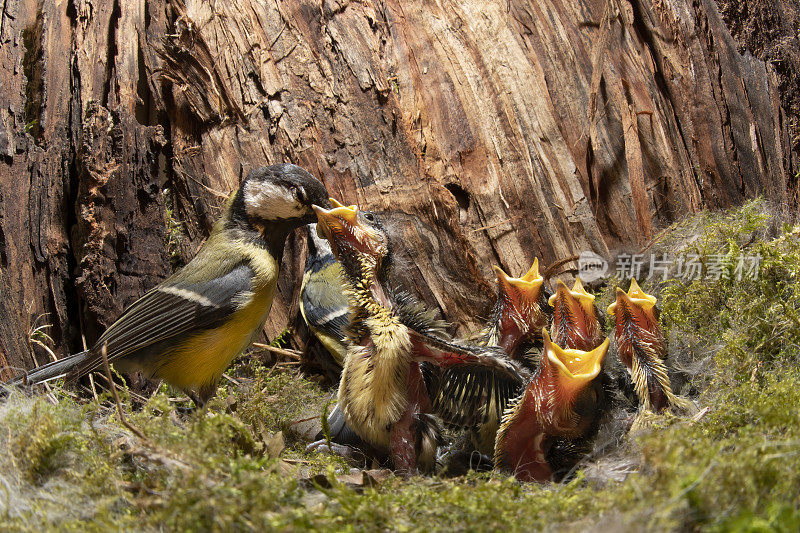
[363,212,375,222]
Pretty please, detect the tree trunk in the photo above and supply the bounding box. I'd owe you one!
[1,0,796,376]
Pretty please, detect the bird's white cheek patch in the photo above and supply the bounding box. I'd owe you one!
[244,180,305,221]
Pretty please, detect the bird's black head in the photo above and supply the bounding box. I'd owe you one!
[231,164,330,229]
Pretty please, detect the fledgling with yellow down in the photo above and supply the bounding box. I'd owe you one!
[313,199,524,475]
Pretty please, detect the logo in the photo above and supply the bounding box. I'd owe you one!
[578,251,608,282]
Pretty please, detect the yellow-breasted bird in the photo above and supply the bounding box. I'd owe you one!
[12,164,329,405]
[300,224,350,368]
[606,279,688,413]
[494,329,609,482]
[313,200,524,474]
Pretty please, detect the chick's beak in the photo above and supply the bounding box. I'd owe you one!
[608,279,657,317]
[313,198,359,239]
[543,328,608,399]
[520,258,542,282]
[493,259,544,304]
[313,198,384,261]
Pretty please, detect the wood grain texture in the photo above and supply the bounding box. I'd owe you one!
[0,0,795,374]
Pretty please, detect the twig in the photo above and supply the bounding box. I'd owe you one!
[251,342,302,361]
[289,414,321,425]
[222,374,242,386]
[691,406,711,423]
[99,343,149,442]
[469,215,521,233]
[88,373,99,403]
[543,255,580,280]
[261,362,280,386]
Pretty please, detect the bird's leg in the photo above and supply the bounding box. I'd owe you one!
[389,363,433,476]
[185,389,211,411]
[497,316,528,359]
[305,440,371,467]
[390,409,417,477]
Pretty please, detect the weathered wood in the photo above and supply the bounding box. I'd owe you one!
[0,0,796,375]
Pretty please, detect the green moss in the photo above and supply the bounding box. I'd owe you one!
[3,201,800,531]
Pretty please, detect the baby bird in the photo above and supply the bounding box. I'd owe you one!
[481,261,551,363]
[313,200,523,474]
[300,224,349,368]
[549,277,605,351]
[606,279,688,413]
[494,329,609,482]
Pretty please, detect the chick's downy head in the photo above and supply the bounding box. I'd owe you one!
[313,198,390,284]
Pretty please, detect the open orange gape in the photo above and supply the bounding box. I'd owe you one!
[494,330,609,482]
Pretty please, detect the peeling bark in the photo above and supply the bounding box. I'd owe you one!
[0,0,795,374]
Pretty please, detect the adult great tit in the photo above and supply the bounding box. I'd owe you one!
[13,164,329,405]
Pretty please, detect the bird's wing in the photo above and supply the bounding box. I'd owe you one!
[69,263,254,378]
[429,362,526,429]
[410,331,529,428]
[300,278,350,342]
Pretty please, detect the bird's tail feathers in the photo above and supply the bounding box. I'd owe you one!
[9,351,91,386]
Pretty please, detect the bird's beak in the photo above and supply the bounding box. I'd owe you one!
[313,198,358,240]
[607,279,657,316]
[493,259,544,305]
[313,198,382,259]
[542,328,608,400]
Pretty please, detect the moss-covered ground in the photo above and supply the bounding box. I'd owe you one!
[2,201,799,531]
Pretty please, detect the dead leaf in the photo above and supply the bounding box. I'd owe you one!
[362,468,391,487]
[300,473,333,489]
[263,430,285,459]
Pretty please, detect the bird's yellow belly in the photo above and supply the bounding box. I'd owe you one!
[155,287,275,393]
